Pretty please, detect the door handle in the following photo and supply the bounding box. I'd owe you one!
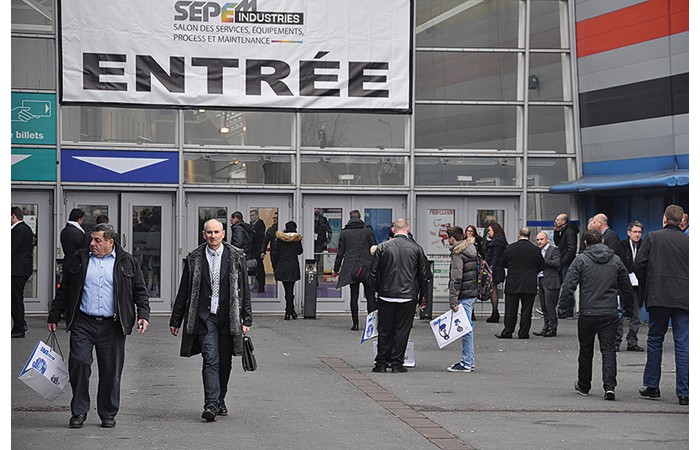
[122,233,127,247]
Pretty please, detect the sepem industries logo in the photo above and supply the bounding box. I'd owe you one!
[174,0,304,25]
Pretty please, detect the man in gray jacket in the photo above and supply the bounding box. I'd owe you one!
[560,229,634,401]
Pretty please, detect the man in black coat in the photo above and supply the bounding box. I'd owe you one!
[635,205,689,405]
[332,210,377,329]
[249,209,266,293]
[260,211,278,270]
[61,208,86,275]
[496,228,545,340]
[170,219,252,421]
[553,213,579,318]
[48,223,150,428]
[11,206,34,338]
[593,213,620,249]
[614,221,644,352]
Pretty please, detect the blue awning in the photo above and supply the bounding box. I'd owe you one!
[549,170,689,193]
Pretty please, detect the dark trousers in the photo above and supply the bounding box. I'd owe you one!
[282,281,296,313]
[538,279,558,332]
[254,254,265,290]
[502,292,536,338]
[11,275,29,332]
[615,287,641,347]
[577,315,618,392]
[555,264,572,316]
[199,314,235,410]
[349,281,373,325]
[69,313,126,420]
[375,299,414,369]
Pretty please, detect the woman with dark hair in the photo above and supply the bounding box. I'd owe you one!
[465,225,485,259]
[271,221,303,320]
[484,222,508,323]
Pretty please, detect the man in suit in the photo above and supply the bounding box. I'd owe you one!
[614,221,644,352]
[553,213,579,318]
[249,209,266,293]
[534,232,561,337]
[593,213,620,250]
[61,208,86,275]
[11,206,34,338]
[170,219,252,421]
[496,228,545,340]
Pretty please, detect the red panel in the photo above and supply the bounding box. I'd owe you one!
[576,0,688,58]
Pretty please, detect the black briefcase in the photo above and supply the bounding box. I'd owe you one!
[242,335,257,372]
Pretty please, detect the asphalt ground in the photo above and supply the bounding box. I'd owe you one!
[8,311,691,449]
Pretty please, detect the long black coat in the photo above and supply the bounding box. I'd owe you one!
[333,218,376,288]
[60,223,85,270]
[11,221,34,277]
[500,238,545,295]
[271,231,303,282]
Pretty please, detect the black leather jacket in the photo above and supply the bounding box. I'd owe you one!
[369,234,430,301]
[48,245,150,335]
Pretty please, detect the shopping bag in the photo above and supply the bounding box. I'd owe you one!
[360,310,379,343]
[241,335,257,372]
[18,332,70,401]
[430,305,472,349]
[373,340,416,368]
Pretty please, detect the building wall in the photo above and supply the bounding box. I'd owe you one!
[574,0,689,176]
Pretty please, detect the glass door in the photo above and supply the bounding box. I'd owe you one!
[12,190,53,313]
[121,193,174,313]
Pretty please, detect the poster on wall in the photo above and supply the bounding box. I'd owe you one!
[60,0,412,112]
[425,209,454,297]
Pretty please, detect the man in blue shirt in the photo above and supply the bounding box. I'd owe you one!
[48,223,150,429]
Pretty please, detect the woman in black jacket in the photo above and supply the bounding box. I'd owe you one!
[484,222,508,323]
[465,225,485,259]
[271,221,303,320]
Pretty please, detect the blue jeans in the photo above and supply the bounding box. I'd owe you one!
[199,314,221,411]
[643,307,689,397]
[458,297,477,369]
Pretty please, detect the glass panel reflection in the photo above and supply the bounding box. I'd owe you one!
[314,208,342,298]
[184,153,293,185]
[184,110,293,147]
[415,156,520,187]
[527,157,575,187]
[15,203,38,298]
[197,207,228,246]
[300,113,405,149]
[528,105,572,154]
[78,205,110,237]
[301,155,406,186]
[530,0,569,49]
[250,207,278,298]
[364,209,393,244]
[132,206,162,298]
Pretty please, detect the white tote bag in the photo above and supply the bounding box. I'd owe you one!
[430,305,472,349]
[360,310,379,343]
[18,332,70,401]
[373,340,416,368]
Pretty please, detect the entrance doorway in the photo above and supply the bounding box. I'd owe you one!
[11,190,53,313]
[185,193,292,313]
[415,195,518,316]
[303,195,406,313]
[64,191,174,312]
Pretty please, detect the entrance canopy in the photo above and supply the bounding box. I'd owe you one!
[550,170,689,193]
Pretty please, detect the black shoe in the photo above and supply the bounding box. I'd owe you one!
[218,400,228,416]
[69,413,87,428]
[604,390,616,401]
[495,333,512,339]
[101,418,116,428]
[679,396,689,406]
[574,381,589,396]
[11,329,25,338]
[486,313,500,323]
[202,408,217,422]
[391,366,408,373]
[639,386,661,399]
[372,364,387,373]
[290,310,298,320]
[350,324,359,331]
[627,344,645,352]
[542,330,557,337]
[557,313,568,319]
[284,313,291,320]
[533,329,546,336]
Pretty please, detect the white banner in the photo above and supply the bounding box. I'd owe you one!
[60,0,412,111]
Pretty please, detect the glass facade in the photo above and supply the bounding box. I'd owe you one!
[12,0,579,313]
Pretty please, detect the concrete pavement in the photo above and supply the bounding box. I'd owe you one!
[10,312,689,449]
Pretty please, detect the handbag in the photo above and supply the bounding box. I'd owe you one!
[18,331,70,400]
[351,230,371,283]
[241,335,257,372]
[246,257,258,276]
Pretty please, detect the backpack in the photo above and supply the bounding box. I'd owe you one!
[476,255,494,301]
